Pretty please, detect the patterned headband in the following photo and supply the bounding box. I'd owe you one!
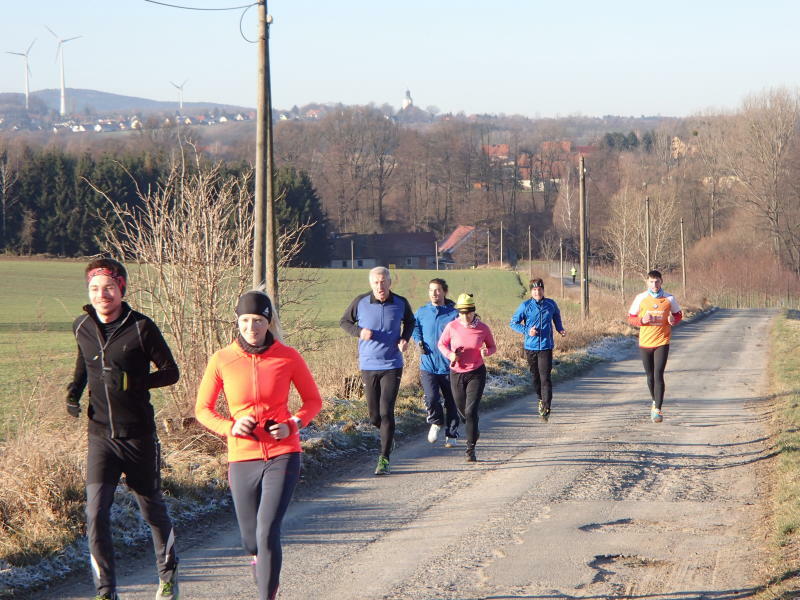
[86,267,126,294]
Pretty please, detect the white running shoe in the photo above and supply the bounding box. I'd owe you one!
[427,424,441,444]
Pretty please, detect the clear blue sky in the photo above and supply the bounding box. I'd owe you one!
[2,0,799,118]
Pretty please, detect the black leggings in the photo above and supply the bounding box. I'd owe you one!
[229,453,301,600]
[86,433,177,596]
[361,368,402,457]
[450,365,487,448]
[640,344,670,409]
[525,349,553,410]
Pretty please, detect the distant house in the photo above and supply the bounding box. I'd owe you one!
[482,144,510,161]
[329,232,436,269]
[438,225,478,268]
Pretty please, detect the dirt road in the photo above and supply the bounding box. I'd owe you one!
[42,308,776,599]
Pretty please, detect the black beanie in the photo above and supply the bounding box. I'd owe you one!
[235,291,273,321]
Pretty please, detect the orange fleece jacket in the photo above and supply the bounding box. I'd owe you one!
[195,340,323,463]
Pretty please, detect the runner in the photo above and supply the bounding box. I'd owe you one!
[437,293,497,462]
[509,278,566,421]
[340,266,415,475]
[627,270,682,422]
[195,291,322,600]
[66,258,180,600]
[570,265,577,284]
[412,278,459,447]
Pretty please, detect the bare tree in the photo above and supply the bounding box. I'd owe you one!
[0,151,18,249]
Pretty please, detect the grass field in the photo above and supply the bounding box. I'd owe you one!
[0,259,533,426]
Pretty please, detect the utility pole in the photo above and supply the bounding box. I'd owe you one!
[645,195,651,273]
[528,225,532,280]
[435,241,439,271]
[500,220,504,267]
[253,1,278,309]
[579,156,589,318]
[486,229,490,266]
[350,238,354,269]
[559,238,564,299]
[680,217,686,297]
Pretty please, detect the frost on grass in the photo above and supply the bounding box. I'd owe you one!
[0,485,230,595]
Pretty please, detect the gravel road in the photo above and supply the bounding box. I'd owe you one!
[39,308,776,599]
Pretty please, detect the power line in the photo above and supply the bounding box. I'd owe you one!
[142,0,257,11]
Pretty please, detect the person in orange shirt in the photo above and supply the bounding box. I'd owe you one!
[195,291,322,600]
[627,270,682,423]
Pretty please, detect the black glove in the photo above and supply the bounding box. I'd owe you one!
[418,341,429,355]
[66,398,81,418]
[102,368,131,392]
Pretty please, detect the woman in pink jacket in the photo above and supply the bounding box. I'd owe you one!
[437,293,497,462]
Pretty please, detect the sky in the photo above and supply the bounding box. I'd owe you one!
[2,0,800,119]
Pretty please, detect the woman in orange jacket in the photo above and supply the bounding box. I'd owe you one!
[195,291,322,600]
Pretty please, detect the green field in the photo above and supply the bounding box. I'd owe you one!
[0,259,530,426]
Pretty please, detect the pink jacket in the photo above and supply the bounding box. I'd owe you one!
[438,318,496,373]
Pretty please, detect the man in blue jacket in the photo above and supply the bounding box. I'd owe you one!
[412,278,459,447]
[341,266,415,475]
[510,278,567,421]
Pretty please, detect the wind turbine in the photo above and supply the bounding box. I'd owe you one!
[46,26,81,117]
[5,39,35,110]
[170,79,188,112]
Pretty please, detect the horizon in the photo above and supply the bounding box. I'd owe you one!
[3,1,800,119]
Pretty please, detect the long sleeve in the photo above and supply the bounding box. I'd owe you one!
[412,308,424,343]
[194,355,233,438]
[509,301,528,334]
[340,294,363,337]
[142,320,180,390]
[437,322,453,359]
[291,353,323,428]
[400,297,415,342]
[482,325,497,357]
[552,302,564,333]
[66,344,87,401]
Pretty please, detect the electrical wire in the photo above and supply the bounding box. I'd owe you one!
[142,0,257,11]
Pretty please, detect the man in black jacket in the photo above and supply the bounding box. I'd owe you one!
[67,258,180,600]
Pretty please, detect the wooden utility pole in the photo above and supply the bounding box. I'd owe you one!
[680,217,686,297]
[500,221,504,267]
[559,238,564,299]
[645,195,651,273]
[253,1,278,308]
[350,238,354,269]
[435,241,439,271]
[579,156,589,317]
[527,225,532,280]
[486,229,490,266]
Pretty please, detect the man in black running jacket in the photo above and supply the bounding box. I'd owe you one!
[66,258,180,600]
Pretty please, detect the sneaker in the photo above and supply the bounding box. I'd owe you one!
[444,436,456,448]
[538,400,550,421]
[94,595,120,600]
[465,447,477,462]
[651,403,663,423]
[155,572,179,600]
[374,455,390,475]
[427,423,441,444]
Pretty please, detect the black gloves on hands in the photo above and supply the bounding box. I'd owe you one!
[66,398,81,418]
[418,341,429,355]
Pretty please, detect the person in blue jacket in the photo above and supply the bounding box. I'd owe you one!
[340,266,415,475]
[509,278,567,421]
[412,278,459,447]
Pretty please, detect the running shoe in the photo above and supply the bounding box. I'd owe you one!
[538,400,550,421]
[155,570,179,600]
[374,455,390,475]
[444,436,456,448]
[465,447,477,462]
[427,423,441,444]
[651,404,663,423]
[94,595,120,600]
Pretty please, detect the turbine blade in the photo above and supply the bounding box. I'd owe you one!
[26,39,36,54]
[63,36,81,43]
[6,51,25,56]
[45,25,59,39]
